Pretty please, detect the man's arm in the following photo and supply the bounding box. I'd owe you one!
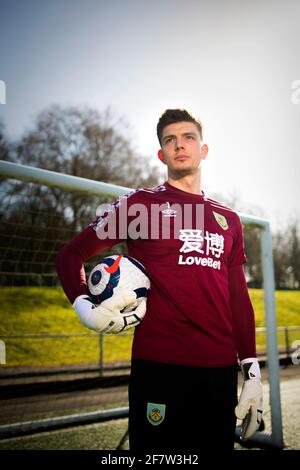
[56,190,141,304]
[56,225,146,333]
[228,264,256,361]
[229,264,263,440]
[56,226,116,304]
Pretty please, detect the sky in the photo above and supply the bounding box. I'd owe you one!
[0,0,300,231]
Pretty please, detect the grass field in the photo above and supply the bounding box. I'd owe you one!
[0,287,299,367]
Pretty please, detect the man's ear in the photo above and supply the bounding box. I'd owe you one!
[201,144,209,160]
[157,149,164,162]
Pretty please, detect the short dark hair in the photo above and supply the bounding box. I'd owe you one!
[156,109,203,146]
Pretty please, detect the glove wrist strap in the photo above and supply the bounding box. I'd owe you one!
[72,294,92,309]
[240,358,261,381]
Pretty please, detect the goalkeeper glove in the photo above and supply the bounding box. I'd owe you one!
[73,291,146,334]
[235,358,263,440]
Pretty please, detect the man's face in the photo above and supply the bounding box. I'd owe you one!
[160,121,207,177]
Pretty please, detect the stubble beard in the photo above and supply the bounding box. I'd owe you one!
[168,166,197,180]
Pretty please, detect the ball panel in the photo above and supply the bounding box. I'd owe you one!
[87,255,150,318]
[88,255,124,304]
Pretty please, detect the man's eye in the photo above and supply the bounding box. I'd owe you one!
[186,135,194,140]
[165,137,174,144]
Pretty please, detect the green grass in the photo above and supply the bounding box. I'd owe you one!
[0,287,133,367]
[247,289,300,350]
[0,287,299,367]
[249,289,300,326]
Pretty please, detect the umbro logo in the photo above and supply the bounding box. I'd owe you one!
[162,202,177,217]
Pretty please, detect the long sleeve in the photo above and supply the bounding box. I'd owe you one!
[228,264,256,361]
[56,189,141,304]
[56,226,119,304]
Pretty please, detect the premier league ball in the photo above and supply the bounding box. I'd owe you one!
[87,254,150,330]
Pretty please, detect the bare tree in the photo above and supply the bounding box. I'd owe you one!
[0,119,9,161]
[273,221,300,289]
[12,105,161,227]
[0,106,163,285]
[273,231,289,289]
[287,222,300,289]
[15,105,160,187]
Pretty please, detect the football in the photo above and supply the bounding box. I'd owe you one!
[87,254,150,331]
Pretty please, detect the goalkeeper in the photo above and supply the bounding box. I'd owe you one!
[56,108,263,452]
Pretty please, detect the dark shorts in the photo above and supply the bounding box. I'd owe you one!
[129,359,237,452]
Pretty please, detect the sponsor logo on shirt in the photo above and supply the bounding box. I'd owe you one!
[178,229,224,270]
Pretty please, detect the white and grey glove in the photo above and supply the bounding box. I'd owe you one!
[235,358,263,440]
[73,291,146,334]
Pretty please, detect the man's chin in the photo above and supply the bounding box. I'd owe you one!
[169,168,195,179]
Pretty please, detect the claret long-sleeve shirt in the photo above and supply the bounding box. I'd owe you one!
[56,181,256,367]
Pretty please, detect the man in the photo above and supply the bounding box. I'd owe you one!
[56,109,263,452]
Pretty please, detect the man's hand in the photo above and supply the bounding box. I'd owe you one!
[73,291,146,334]
[235,358,263,440]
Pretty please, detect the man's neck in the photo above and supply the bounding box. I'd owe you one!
[167,170,203,195]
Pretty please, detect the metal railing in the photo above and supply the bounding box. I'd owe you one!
[1,326,299,376]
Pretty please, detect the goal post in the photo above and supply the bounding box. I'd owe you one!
[0,160,284,448]
[238,212,283,448]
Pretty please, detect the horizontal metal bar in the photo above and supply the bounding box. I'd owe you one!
[0,160,271,228]
[256,326,300,332]
[0,333,132,339]
[1,326,299,339]
[238,212,270,228]
[0,407,129,439]
[0,160,131,198]
[235,426,284,449]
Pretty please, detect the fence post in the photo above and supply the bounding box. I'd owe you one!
[0,340,6,364]
[284,327,290,362]
[99,334,104,376]
[261,222,284,448]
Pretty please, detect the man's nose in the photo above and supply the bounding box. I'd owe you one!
[175,138,184,150]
